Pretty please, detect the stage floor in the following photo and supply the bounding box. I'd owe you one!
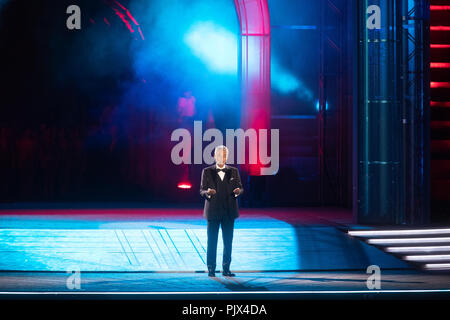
[1,206,449,295]
[1,270,450,295]
[0,207,407,272]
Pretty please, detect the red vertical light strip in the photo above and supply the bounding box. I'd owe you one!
[430,6,450,10]
[431,26,450,31]
[431,82,450,88]
[431,101,450,107]
[430,1,450,206]
[431,63,450,68]
[243,0,249,173]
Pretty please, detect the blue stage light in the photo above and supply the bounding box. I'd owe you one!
[315,100,329,112]
[271,60,313,101]
[184,21,238,74]
[271,62,300,94]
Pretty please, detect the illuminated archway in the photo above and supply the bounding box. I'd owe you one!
[234,0,271,176]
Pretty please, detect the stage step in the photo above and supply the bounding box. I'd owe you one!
[348,227,450,271]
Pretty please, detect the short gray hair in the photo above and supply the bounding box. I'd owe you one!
[214,145,228,156]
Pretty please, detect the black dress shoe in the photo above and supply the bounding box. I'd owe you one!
[222,270,236,277]
[208,270,216,277]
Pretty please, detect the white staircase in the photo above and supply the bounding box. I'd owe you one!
[348,228,450,271]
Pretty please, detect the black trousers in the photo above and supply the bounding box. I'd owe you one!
[206,216,235,271]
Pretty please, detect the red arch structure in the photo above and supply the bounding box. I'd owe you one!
[234,0,271,176]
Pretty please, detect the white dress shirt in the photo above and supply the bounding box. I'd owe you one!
[216,163,226,181]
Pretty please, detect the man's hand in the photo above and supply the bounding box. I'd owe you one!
[207,188,216,196]
[233,188,240,196]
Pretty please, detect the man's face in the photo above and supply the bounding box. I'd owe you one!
[215,149,228,166]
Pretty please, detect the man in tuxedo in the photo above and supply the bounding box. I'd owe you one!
[200,145,243,277]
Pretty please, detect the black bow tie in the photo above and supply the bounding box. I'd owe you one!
[216,168,226,172]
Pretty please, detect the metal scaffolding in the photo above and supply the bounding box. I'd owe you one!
[355,0,430,225]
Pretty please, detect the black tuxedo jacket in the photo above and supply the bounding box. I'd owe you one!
[199,164,244,220]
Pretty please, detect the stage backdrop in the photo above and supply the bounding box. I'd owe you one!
[0,0,352,207]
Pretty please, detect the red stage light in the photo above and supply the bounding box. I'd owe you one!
[431,44,450,48]
[177,182,192,189]
[430,6,450,11]
[430,26,450,31]
[431,82,450,88]
[431,63,450,68]
[431,101,450,107]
